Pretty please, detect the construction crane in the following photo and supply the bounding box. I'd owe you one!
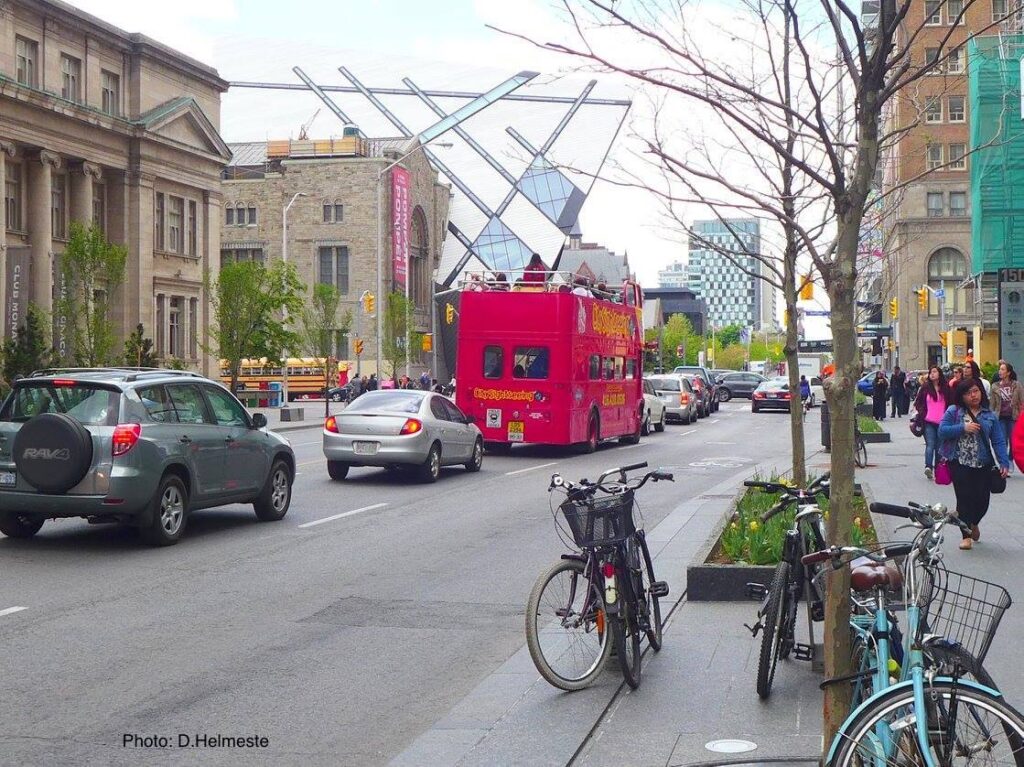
[297,108,321,140]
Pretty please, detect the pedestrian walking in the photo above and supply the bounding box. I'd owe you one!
[914,365,951,480]
[350,375,364,399]
[938,378,1010,550]
[366,373,378,392]
[872,371,889,420]
[962,359,991,397]
[993,361,1024,467]
[420,369,431,391]
[890,366,907,418]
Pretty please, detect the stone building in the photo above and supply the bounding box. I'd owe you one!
[221,138,450,379]
[0,0,231,374]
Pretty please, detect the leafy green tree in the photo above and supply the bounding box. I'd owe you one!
[298,283,351,414]
[660,313,702,368]
[2,304,53,383]
[57,221,127,366]
[123,323,157,368]
[382,290,421,380]
[206,260,303,393]
[716,324,743,348]
[716,344,747,371]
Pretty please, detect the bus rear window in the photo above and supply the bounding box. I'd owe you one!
[513,347,549,379]
[484,346,503,379]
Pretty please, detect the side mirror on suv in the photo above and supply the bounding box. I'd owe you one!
[251,412,268,428]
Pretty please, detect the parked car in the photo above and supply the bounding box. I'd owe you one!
[679,374,713,418]
[0,368,295,546]
[672,365,720,412]
[327,383,357,403]
[645,374,698,424]
[751,377,793,412]
[857,371,878,396]
[716,371,766,401]
[641,378,668,435]
[323,390,483,483]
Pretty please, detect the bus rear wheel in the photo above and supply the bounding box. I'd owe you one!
[620,413,641,445]
[581,415,599,454]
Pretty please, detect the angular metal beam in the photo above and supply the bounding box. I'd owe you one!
[291,67,354,125]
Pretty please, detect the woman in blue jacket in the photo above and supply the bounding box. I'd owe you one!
[938,377,1010,550]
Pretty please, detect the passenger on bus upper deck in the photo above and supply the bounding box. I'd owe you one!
[572,276,592,297]
[523,253,547,283]
[491,272,510,291]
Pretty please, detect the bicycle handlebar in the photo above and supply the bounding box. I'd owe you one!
[869,502,913,519]
[549,462,674,495]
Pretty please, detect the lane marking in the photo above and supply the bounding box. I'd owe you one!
[0,606,27,617]
[505,461,558,476]
[709,419,719,424]
[289,439,323,447]
[678,430,697,436]
[297,457,325,467]
[298,503,388,529]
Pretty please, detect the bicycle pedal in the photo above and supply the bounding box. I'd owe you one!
[744,621,763,638]
[793,644,815,661]
[746,582,769,601]
[650,581,669,598]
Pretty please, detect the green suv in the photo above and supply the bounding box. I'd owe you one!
[0,368,295,546]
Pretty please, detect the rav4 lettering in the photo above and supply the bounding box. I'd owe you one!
[22,448,71,461]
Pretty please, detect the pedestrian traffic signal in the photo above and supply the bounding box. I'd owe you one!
[421,333,433,352]
[889,298,898,320]
[363,293,375,315]
[445,302,455,324]
[917,287,928,310]
[354,338,364,356]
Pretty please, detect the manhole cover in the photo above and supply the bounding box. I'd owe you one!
[704,739,757,754]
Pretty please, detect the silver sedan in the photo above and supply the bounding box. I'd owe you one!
[323,390,484,483]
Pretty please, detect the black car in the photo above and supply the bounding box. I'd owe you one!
[751,377,793,412]
[327,383,357,403]
[716,372,766,401]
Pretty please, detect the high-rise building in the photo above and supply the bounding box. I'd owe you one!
[685,219,776,329]
[656,261,688,289]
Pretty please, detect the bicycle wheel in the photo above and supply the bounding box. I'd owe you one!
[526,558,611,692]
[756,560,792,699]
[635,533,663,652]
[830,681,1024,766]
[610,609,642,689]
[855,437,868,469]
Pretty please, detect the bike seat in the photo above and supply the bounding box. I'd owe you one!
[850,557,903,592]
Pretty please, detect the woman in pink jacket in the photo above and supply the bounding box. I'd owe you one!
[913,365,951,481]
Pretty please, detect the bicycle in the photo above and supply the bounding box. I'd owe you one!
[805,501,1022,765]
[744,473,834,699]
[525,461,673,691]
[854,421,868,469]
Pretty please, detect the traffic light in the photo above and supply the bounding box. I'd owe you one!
[887,338,895,351]
[799,277,814,301]
[362,292,375,315]
[917,287,928,310]
[421,333,433,352]
[445,302,455,324]
[939,331,948,348]
[889,298,898,320]
[354,338,364,356]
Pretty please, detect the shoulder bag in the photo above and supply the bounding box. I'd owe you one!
[968,411,1006,494]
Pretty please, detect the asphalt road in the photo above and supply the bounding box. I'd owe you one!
[0,400,792,766]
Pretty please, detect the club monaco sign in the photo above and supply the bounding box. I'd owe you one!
[5,248,29,341]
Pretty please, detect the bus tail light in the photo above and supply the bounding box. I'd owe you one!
[325,416,339,433]
[112,424,141,457]
[400,419,423,435]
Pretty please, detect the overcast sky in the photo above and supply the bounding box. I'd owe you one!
[69,0,685,287]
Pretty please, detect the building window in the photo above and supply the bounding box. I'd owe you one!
[51,174,67,239]
[247,206,257,225]
[156,294,165,354]
[187,200,197,256]
[925,98,942,123]
[947,0,964,21]
[948,95,965,122]
[15,37,37,87]
[101,70,120,117]
[221,248,265,265]
[318,245,349,294]
[949,143,967,169]
[926,144,943,170]
[168,196,184,253]
[234,204,244,225]
[925,0,942,23]
[168,297,183,358]
[225,206,234,226]
[60,54,81,102]
[4,161,21,231]
[410,206,429,307]
[928,247,969,315]
[927,192,944,217]
[925,47,940,70]
[323,200,344,223]
[949,191,967,217]
[189,298,198,358]
[994,0,1008,21]
[92,183,105,232]
[155,193,165,251]
[948,47,964,74]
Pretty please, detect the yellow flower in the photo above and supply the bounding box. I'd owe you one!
[749,519,760,532]
[853,516,862,528]
[730,521,739,530]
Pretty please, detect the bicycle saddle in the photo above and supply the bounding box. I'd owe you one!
[849,557,903,592]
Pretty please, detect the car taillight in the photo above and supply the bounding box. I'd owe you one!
[400,419,423,435]
[112,423,141,457]
[680,393,690,405]
[52,379,77,386]
[783,392,791,399]
[602,561,616,578]
[325,416,339,433]
[754,391,765,399]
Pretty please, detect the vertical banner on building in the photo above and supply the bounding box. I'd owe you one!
[5,248,29,341]
[391,167,411,291]
[999,268,1024,375]
[52,253,71,363]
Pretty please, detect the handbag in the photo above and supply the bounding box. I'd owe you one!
[910,417,925,438]
[967,411,1006,494]
[934,460,952,485]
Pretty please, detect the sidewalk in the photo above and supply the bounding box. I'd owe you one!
[390,409,1024,767]
[249,400,335,433]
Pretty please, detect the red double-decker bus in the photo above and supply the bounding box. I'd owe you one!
[455,275,645,451]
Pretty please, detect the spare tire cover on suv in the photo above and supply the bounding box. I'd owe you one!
[13,413,94,493]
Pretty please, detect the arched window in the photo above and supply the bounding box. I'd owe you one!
[927,247,969,315]
[410,206,429,307]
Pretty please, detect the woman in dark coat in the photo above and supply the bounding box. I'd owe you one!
[872,371,889,420]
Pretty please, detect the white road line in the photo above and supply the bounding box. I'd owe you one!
[289,439,322,447]
[0,606,27,617]
[679,430,697,436]
[505,461,558,476]
[709,419,720,424]
[298,503,388,529]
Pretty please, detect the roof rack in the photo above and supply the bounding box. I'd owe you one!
[28,367,204,382]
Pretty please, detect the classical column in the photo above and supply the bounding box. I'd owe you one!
[70,161,102,228]
[0,141,16,337]
[28,150,61,313]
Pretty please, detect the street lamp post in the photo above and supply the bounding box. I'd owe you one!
[281,192,307,405]
[376,140,452,383]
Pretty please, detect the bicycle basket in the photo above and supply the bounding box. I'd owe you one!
[918,568,1012,667]
[559,490,636,549]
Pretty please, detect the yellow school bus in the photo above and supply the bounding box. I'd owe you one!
[219,358,329,402]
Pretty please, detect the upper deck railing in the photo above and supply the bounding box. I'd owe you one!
[457,270,639,306]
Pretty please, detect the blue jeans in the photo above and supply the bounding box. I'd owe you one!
[1000,417,1014,464]
[924,422,940,469]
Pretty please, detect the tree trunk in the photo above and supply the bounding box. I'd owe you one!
[783,241,806,487]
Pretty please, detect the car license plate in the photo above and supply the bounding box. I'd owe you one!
[0,471,14,486]
[353,441,379,456]
[508,421,524,442]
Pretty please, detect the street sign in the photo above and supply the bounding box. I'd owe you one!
[803,310,831,317]
[934,289,945,299]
